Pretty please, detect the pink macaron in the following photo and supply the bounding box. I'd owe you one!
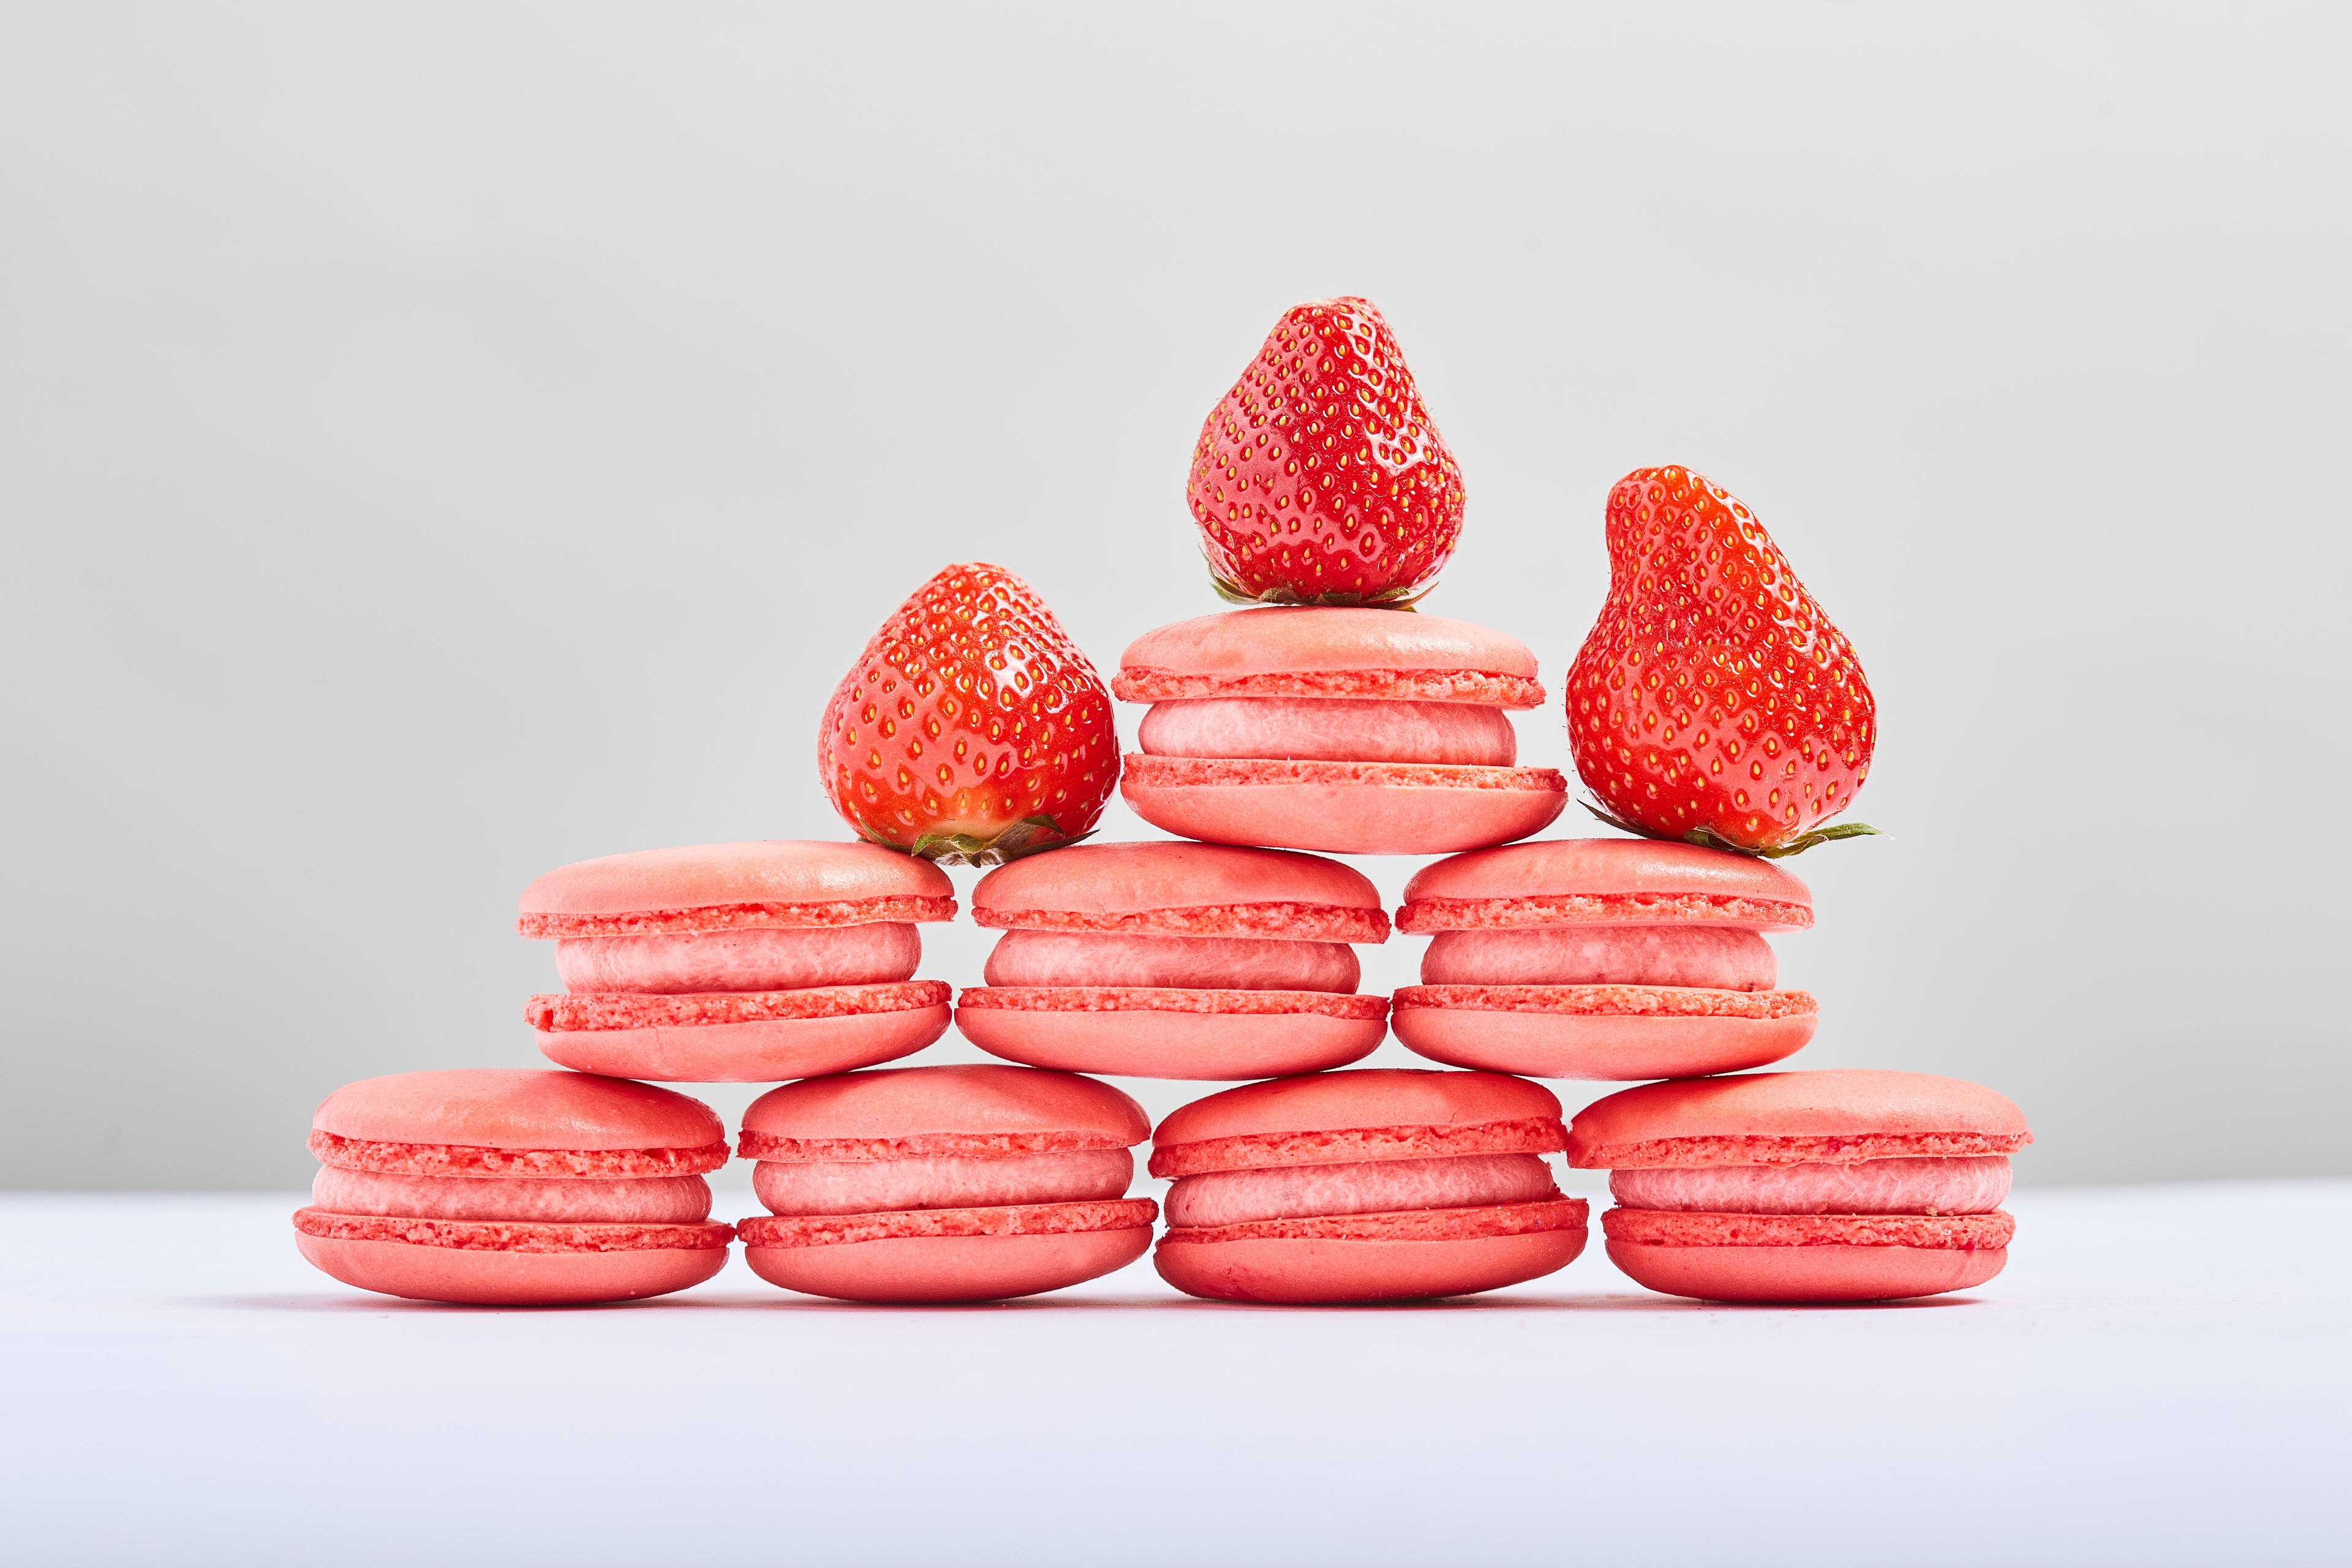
[1113,608,1568,854]
[294,1069,735,1305]
[1569,1069,2032,1303]
[734,1064,1159,1303]
[519,841,956,1082]
[1151,1069,1589,1303]
[955,842,1392,1079]
[1392,838,1819,1080]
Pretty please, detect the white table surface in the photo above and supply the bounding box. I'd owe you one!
[4,1182,2346,1565]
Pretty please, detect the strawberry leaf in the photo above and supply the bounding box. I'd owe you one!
[1727,821,1883,859]
[1578,800,1657,839]
[1579,801,1883,859]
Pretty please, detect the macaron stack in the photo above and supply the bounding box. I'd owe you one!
[1381,837,2034,1302]
[296,294,2034,1313]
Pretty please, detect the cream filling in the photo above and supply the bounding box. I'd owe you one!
[555,923,920,993]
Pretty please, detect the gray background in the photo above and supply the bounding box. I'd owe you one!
[4,4,2344,1192]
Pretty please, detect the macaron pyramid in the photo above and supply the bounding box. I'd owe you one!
[296,293,2025,1310]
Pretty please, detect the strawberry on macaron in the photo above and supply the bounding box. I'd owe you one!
[954,841,1392,1080]
[1570,1070,2031,1303]
[734,1065,1158,1303]
[1114,608,1568,854]
[520,841,956,1083]
[820,562,1118,865]
[1392,838,1819,1080]
[294,1069,736,1306]
[1151,1069,1589,1303]
[1567,466,1878,857]
[1188,296,1463,608]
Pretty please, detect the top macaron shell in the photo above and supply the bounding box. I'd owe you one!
[955,843,1395,1082]
[1567,1070,2033,1169]
[1151,1068,1567,1173]
[520,842,957,1084]
[1115,608,1545,701]
[311,1068,729,1170]
[1114,608,1569,856]
[1396,838,1814,933]
[1390,839,1820,1083]
[970,841,1386,938]
[517,840,956,936]
[295,1069,736,1307]
[738,1063,1151,1155]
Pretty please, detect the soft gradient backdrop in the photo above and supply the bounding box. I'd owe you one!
[4,4,2345,1191]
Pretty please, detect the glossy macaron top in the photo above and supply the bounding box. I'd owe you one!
[1114,608,1545,708]
[1150,1069,1567,1177]
[738,1064,1151,1161]
[1398,838,1813,933]
[309,1069,729,1176]
[1567,1070,2034,1169]
[971,841,1388,943]
[518,841,957,938]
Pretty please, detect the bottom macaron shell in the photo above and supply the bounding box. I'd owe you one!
[955,993,1385,1079]
[1392,1001,1815,1080]
[1121,758,1566,855]
[742,1226,1153,1303]
[1604,1240,2008,1303]
[1155,1199,1587,1304]
[295,1232,728,1306]
[535,1004,950,1082]
[1155,1227,1586,1305]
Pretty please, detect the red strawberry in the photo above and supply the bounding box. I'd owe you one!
[1565,467,1879,856]
[1187,296,1464,606]
[820,564,1118,864]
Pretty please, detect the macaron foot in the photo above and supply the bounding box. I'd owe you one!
[293,1232,728,1306]
[956,991,1387,1079]
[1391,993,1815,1080]
[1154,1227,1587,1305]
[535,1002,950,1083]
[742,1224,1153,1304]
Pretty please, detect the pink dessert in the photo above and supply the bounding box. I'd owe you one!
[1568,1069,2032,1303]
[734,1064,1158,1303]
[519,841,956,1082]
[1151,1069,1588,1303]
[955,842,1392,1079]
[1114,608,1567,854]
[293,1069,734,1305]
[1392,838,1819,1080]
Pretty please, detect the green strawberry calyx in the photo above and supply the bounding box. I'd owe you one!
[1207,566,1433,612]
[1579,801,1883,860]
[851,812,1091,869]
